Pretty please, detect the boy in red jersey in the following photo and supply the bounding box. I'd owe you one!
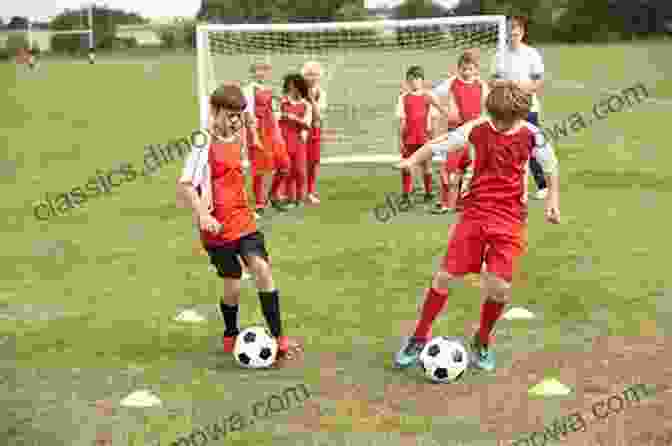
[276,73,312,209]
[177,84,297,360]
[430,51,489,214]
[302,61,327,206]
[243,61,290,216]
[397,66,451,203]
[393,85,560,371]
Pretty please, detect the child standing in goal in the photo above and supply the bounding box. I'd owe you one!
[393,85,560,371]
[302,61,327,206]
[397,66,451,203]
[243,62,290,216]
[275,74,312,209]
[430,50,489,215]
[176,84,296,359]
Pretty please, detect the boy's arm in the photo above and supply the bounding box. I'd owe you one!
[302,102,313,128]
[176,148,209,222]
[426,91,451,117]
[396,94,405,150]
[397,123,472,170]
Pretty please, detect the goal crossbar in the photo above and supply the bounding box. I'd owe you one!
[197,15,506,33]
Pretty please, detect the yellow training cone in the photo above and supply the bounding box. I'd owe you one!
[528,378,572,396]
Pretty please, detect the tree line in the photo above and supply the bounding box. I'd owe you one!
[2,0,670,58]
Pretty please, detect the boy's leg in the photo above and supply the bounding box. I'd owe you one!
[433,154,460,214]
[471,222,525,371]
[395,218,484,368]
[294,143,308,204]
[307,127,321,203]
[206,246,245,353]
[422,160,434,202]
[401,145,413,196]
[240,232,298,359]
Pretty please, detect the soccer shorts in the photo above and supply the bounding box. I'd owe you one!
[205,231,269,279]
[402,143,424,159]
[441,217,526,283]
[307,127,321,164]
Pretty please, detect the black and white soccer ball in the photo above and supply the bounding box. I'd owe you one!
[233,326,278,369]
[418,336,468,383]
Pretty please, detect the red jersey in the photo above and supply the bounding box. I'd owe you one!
[279,97,310,153]
[202,139,256,245]
[455,119,543,225]
[254,87,276,128]
[450,77,485,126]
[397,93,430,145]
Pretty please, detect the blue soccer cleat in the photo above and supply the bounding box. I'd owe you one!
[394,336,427,369]
[470,334,496,371]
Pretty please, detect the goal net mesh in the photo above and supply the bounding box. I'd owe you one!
[197,17,507,162]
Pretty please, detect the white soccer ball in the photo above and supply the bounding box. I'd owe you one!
[233,326,278,369]
[419,337,469,383]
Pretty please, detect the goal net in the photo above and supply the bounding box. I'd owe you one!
[196,16,507,163]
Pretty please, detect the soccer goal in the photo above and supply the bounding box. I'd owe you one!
[196,16,507,164]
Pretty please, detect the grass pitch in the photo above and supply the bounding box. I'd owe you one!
[1,41,671,445]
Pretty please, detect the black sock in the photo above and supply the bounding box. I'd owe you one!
[258,290,282,338]
[219,302,239,336]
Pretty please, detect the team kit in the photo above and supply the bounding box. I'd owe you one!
[176,16,561,381]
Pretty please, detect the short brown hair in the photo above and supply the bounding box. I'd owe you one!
[458,49,480,68]
[209,84,247,111]
[485,85,531,125]
[510,15,530,44]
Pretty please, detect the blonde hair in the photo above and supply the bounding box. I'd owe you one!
[301,61,323,77]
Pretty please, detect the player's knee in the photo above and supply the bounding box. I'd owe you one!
[483,273,511,302]
[247,255,271,279]
[433,271,457,290]
[222,278,241,299]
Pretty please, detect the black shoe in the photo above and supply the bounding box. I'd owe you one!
[424,192,435,203]
[256,208,265,217]
[430,202,451,215]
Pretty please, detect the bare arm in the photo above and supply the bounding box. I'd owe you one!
[396,124,470,170]
[426,91,451,117]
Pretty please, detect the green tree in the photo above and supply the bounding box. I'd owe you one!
[50,6,148,52]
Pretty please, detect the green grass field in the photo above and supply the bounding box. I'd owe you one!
[1,41,672,446]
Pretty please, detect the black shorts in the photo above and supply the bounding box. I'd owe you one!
[205,231,269,279]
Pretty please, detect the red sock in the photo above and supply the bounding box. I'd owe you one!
[253,175,265,208]
[402,172,412,194]
[423,173,433,194]
[270,172,285,200]
[478,299,505,346]
[307,164,315,195]
[413,287,448,340]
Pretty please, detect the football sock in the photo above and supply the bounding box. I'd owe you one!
[402,172,412,194]
[253,175,266,208]
[478,299,505,346]
[258,290,282,338]
[413,287,449,340]
[423,173,433,194]
[220,302,240,336]
[307,165,317,195]
[270,172,285,200]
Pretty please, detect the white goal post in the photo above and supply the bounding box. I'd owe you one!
[195,15,507,161]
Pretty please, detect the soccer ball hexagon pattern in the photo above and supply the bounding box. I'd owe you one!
[233,326,278,369]
[419,336,468,383]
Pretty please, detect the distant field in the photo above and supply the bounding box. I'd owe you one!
[1,41,671,446]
